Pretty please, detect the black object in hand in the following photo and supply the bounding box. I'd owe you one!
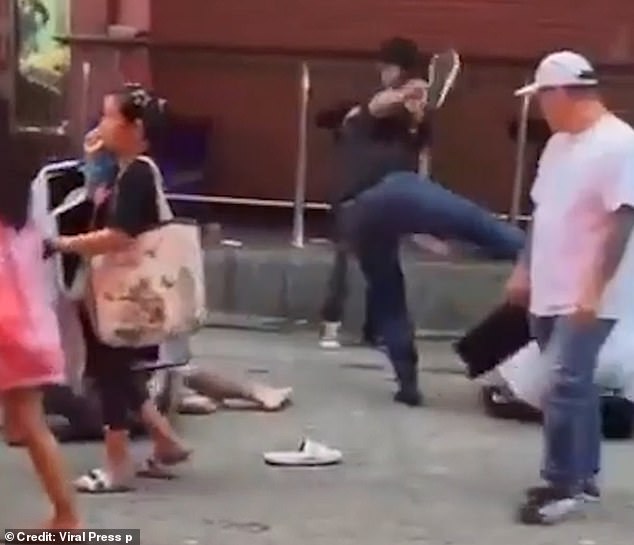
[453,302,531,379]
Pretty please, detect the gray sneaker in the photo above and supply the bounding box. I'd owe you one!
[319,322,341,349]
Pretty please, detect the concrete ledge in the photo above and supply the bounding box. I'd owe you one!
[204,245,511,333]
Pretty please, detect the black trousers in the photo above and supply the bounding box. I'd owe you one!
[320,204,377,340]
[321,243,349,323]
[43,384,102,435]
[79,309,150,431]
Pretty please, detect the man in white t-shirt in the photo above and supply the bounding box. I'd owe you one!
[506,50,634,525]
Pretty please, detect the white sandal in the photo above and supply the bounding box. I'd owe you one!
[74,468,133,494]
[263,438,342,467]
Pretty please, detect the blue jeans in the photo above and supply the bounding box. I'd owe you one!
[531,315,615,492]
[344,172,525,394]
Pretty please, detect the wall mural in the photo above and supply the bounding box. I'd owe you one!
[13,0,70,129]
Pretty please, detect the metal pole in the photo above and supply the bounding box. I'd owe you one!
[292,61,311,248]
[510,88,531,225]
[79,61,92,138]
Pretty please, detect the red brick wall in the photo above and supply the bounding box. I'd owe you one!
[151,0,634,62]
[151,52,530,211]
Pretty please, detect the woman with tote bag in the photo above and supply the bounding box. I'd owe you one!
[45,88,192,492]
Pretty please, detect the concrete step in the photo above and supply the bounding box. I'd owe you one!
[203,244,511,333]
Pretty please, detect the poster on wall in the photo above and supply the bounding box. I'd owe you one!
[13,0,70,129]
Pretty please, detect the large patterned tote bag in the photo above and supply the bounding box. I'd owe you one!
[85,156,206,347]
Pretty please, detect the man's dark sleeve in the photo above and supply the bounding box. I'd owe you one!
[315,100,359,130]
[108,160,157,236]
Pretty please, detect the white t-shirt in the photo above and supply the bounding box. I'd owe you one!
[529,113,634,318]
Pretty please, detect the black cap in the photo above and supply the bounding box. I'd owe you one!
[378,37,422,71]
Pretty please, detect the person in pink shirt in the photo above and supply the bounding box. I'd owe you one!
[0,183,80,528]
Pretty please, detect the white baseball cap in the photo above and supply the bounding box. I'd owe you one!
[514,51,598,96]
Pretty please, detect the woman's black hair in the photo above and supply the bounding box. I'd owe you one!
[109,84,168,152]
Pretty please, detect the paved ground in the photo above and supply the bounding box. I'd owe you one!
[1,329,634,545]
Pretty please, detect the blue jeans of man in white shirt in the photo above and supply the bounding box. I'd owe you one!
[531,316,615,491]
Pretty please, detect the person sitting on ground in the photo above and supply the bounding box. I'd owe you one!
[482,326,634,440]
[156,334,293,415]
[177,365,293,414]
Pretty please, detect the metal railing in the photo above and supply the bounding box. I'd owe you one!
[510,85,532,226]
[292,61,311,247]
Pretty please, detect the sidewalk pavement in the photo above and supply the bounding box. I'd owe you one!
[1,328,633,545]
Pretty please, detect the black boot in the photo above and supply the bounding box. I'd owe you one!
[394,388,423,407]
[392,355,423,407]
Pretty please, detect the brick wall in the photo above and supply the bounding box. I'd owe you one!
[151,0,634,62]
[151,53,532,212]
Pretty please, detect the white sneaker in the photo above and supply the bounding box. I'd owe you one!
[263,438,343,466]
[319,322,341,349]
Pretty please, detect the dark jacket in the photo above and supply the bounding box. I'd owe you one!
[316,98,431,207]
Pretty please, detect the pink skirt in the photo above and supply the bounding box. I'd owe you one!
[0,222,65,393]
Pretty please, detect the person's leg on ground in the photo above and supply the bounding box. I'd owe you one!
[518,316,615,525]
[159,333,292,413]
[2,388,79,528]
[151,335,213,415]
[183,368,292,411]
